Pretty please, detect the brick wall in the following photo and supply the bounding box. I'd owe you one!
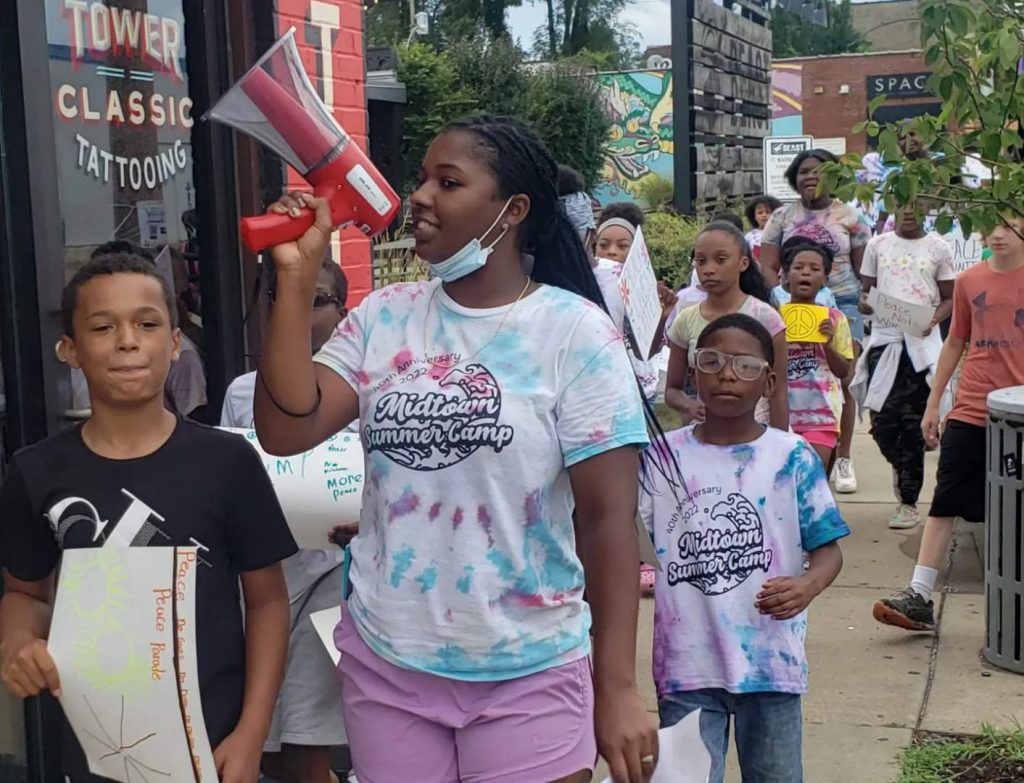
[777,51,933,154]
[275,0,372,306]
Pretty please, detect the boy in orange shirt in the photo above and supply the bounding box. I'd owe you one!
[874,218,1024,631]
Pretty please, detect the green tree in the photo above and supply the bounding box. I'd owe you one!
[446,35,531,117]
[523,65,610,187]
[821,0,1024,237]
[366,0,522,46]
[772,0,867,58]
[395,38,610,193]
[396,43,475,188]
[529,0,640,68]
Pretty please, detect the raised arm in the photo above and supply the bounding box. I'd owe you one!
[253,194,359,455]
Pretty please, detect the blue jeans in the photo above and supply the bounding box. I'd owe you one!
[834,293,864,343]
[659,689,803,783]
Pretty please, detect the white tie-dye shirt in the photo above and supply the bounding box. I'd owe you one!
[640,426,849,696]
[315,279,649,680]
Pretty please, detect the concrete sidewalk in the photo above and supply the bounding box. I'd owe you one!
[609,427,1024,783]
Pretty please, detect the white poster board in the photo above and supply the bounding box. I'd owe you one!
[867,288,935,335]
[618,226,661,361]
[599,709,711,783]
[762,136,813,201]
[221,428,364,550]
[310,607,343,666]
[940,225,985,275]
[49,547,216,782]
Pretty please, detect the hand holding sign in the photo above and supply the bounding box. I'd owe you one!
[780,304,830,343]
[866,288,935,336]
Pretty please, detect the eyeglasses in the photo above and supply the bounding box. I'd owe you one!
[313,293,341,309]
[694,348,768,381]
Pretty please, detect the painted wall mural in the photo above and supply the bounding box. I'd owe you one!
[593,70,674,206]
[772,63,804,136]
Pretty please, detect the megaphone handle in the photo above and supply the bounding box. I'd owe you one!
[240,211,316,253]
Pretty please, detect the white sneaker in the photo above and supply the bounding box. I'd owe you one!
[889,504,921,529]
[833,458,858,494]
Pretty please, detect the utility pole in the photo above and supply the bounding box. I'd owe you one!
[672,0,695,214]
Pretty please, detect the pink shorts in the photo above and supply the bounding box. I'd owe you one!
[796,428,838,450]
[335,605,597,783]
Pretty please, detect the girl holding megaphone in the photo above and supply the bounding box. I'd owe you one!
[254,115,670,783]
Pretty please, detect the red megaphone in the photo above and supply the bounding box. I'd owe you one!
[202,28,400,252]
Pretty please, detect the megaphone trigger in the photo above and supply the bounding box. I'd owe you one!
[241,211,317,253]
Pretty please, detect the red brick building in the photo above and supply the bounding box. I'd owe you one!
[275,0,373,305]
[777,50,938,153]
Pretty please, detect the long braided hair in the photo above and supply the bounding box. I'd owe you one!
[443,115,685,494]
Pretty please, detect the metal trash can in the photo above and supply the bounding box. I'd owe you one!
[984,386,1024,673]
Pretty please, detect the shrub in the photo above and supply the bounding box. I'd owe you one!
[644,212,703,290]
[637,175,674,212]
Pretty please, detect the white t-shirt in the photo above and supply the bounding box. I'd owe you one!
[593,257,660,401]
[640,426,849,696]
[315,279,649,680]
[860,232,955,309]
[219,371,344,603]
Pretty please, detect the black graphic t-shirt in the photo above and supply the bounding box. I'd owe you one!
[0,420,297,777]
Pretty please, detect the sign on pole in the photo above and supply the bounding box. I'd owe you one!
[763,136,813,201]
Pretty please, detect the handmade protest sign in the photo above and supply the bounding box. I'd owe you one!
[866,288,935,335]
[780,304,829,344]
[221,428,364,549]
[48,547,216,782]
[619,226,662,360]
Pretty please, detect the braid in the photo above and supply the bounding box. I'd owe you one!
[445,114,687,499]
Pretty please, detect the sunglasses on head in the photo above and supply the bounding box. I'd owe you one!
[694,348,768,381]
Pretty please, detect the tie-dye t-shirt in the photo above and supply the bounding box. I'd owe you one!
[762,200,872,298]
[592,257,660,401]
[639,426,849,696]
[787,308,853,434]
[314,279,649,680]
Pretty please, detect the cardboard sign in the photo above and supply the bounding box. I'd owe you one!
[763,136,813,201]
[866,288,935,335]
[618,226,662,361]
[220,428,363,549]
[780,303,829,343]
[49,548,216,782]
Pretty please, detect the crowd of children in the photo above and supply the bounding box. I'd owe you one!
[0,122,1022,783]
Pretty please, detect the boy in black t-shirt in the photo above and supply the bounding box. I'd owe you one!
[0,253,297,782]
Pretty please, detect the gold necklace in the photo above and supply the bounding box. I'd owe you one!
[423,277,533,376]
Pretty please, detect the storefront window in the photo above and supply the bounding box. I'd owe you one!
[44,0,209,418]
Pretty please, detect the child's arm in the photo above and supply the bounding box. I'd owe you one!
[213,563,290,783]
[819,319,852,378]
[0,573,60,698]
[922,333,966,448]
[647,282,679,359]
[664,342,704,422]
[769,331,790,430]
[930,280,955,332]
[755,542,843,620]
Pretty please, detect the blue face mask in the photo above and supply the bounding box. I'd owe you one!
[429,198,513,282]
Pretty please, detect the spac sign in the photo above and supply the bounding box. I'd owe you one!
[867,72,933,99]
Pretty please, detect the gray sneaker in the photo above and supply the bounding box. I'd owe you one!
[873,588,935,631]
[889,504,921,530]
